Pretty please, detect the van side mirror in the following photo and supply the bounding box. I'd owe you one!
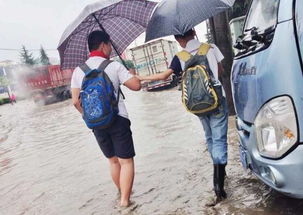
[234,35,246,50]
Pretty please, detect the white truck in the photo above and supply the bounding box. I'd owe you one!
[129,39,179,91]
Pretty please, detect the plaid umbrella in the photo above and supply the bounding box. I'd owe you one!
[58,0,157,70]
[145,0,235,42]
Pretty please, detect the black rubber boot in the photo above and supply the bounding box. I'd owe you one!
[213,164,227,202]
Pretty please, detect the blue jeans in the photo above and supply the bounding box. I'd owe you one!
[199,98,228,165]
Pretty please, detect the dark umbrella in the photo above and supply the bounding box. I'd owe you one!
[58,0,157,70]
[145,0,235,42]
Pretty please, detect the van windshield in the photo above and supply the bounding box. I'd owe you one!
[244,0,279,33]
[296,0,303,60]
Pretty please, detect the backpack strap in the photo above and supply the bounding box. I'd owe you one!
[196,43,218,83]
[118,88,125,100]
[79,63,92,75]
[98,59,113,71]
[176,50,192,62]
[98,59,126,101]
[80,60,113,74]
[176,43,211,62]
[197,43,211,56]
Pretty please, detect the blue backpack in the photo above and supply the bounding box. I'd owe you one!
[80,60,121,129]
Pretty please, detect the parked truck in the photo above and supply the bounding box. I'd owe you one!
[22,65,73,104]
[129,39,179,91]
[232,0,303,198]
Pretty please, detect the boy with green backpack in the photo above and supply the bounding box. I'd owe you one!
[137,29,228,203]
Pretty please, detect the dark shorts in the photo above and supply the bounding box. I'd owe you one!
[93,116,135,159]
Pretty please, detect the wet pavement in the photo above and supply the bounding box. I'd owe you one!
[1,88,303,215]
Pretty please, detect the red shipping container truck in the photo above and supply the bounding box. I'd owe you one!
[24,65,73,104]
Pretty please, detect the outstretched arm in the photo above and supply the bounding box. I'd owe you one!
[124,76,141,91]
[138,69,174,81]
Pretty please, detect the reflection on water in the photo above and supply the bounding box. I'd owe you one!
[1,88,303,215]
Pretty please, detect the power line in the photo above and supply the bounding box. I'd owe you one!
[0,48,57,51]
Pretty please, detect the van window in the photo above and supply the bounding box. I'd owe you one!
[244,0,279,32]
[296,0,303,59]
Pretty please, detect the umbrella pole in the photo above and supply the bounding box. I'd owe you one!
[92,14,129,70]
[194,27,199,40]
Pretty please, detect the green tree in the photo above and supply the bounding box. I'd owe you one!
[20,45,36,65]
[117,59,135,69]
[124,60,135,69]
[40,46,50,65]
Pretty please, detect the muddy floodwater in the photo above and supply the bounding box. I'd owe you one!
[1,88,303,215]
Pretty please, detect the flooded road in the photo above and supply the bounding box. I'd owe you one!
[1,88,303,215]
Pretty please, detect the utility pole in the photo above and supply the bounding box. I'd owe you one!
[2,67,12,102]
[209,12,235,115]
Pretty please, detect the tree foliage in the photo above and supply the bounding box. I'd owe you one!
[124,60,135,69]
[40,46,50,65]
[20,45,36,65]
[117,59,135,69]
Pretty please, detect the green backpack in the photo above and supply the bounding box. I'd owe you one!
[176,43,223,116]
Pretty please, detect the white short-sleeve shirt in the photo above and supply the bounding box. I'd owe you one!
[181,39,225,96]
[71,56,134,119]
[181,39,224,81]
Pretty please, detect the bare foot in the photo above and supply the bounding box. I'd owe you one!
[120,200,129,207]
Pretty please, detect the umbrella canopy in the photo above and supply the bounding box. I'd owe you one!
[145,0,235,42]
[58,0,157,70]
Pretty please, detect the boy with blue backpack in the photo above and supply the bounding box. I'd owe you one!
[71,31,141,207]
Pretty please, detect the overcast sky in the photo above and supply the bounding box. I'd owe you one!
[0,0,207,64]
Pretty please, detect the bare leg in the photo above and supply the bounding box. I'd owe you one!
[118,157,135,207]
[108,157,121,191]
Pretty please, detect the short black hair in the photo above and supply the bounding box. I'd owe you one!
[88,31,110,52]
[174,29,195,40]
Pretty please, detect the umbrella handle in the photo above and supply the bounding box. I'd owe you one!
[92,13,129,70]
